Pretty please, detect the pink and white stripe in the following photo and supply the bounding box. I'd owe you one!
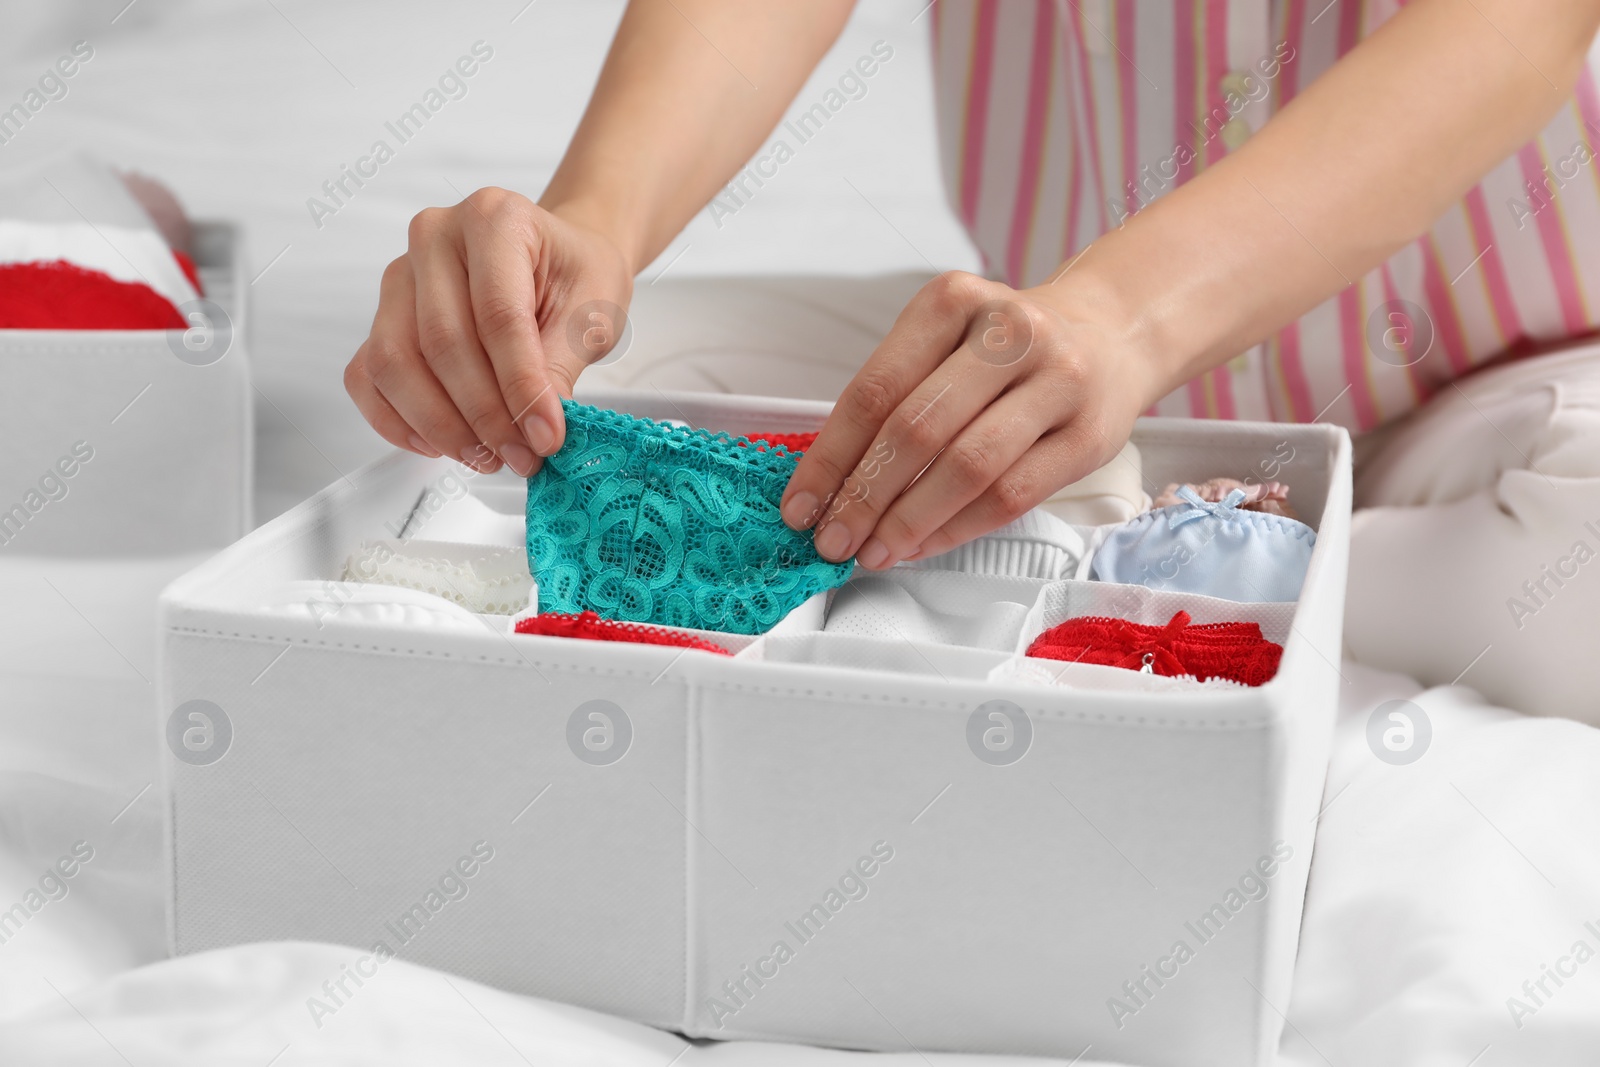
[928,0,1600,432]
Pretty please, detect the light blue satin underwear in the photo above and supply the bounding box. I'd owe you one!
[1090,485,1316,603]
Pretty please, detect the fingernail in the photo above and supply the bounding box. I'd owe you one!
[524,416,556,456]
[460,446,500,473]
[815,522,852,562]
[408,434,441,458]
[500,442,536,477]
[857,537,889,569]
[783,491,819,529]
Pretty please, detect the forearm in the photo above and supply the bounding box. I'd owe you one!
[540,0,855,274]
[1054,0,1600,399]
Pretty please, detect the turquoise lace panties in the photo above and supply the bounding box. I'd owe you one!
[525,401,853,635]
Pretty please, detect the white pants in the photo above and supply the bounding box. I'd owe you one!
[590,275,1600,724]
[1347,342,1600,724]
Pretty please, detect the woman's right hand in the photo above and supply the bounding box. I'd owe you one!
[344,188,634,477]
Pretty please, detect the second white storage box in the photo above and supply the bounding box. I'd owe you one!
[0,220,251,556]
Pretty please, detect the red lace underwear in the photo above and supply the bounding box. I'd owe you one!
[1024,610,1282,686]
[743,430,818,453]
[514,611,733,655]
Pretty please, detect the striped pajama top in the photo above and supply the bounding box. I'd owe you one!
[929,0,1600,431]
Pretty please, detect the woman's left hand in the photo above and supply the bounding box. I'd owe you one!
[779,270,1159,570]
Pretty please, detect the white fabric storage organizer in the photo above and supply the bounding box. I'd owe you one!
[158,388,1350,1067]
[0,220,251,555]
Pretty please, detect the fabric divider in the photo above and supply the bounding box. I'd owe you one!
[998,578,1300,691]
[988,654,1254,693]
[739,632,1010,680]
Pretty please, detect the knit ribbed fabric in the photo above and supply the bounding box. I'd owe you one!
[905,508,1086,580]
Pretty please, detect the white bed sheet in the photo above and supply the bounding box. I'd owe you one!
[5,653,1597,1067]
[1,1,1597,1063]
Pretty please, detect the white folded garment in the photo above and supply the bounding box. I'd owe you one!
[904,506,1088,580]
[822,569,1046,651]
[1038,439,1149,524]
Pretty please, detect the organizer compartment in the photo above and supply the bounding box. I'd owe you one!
[740,631,1010,680]
[161,456,691,1027]
[1018,579,1298,652]
[689,654,1304,1063]
[995,574,1300,693]
[161,390,1352,1067]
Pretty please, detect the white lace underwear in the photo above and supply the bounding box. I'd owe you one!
[342,539,534,616]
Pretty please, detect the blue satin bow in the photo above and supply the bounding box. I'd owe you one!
[1167,485,1249,529]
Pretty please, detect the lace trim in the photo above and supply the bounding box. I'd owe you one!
[514,611,733,654]
[742,430,818,453]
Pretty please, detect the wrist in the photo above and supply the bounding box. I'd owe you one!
[1024,256,1171,413]
[540,195,649,279]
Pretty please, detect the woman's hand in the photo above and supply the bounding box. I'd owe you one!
[344,1,864,477]
[780,271,1160,570]
[344,188,633,477]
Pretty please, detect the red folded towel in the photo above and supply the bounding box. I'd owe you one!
[1025,610,1282,686]
[514,610,733,655]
